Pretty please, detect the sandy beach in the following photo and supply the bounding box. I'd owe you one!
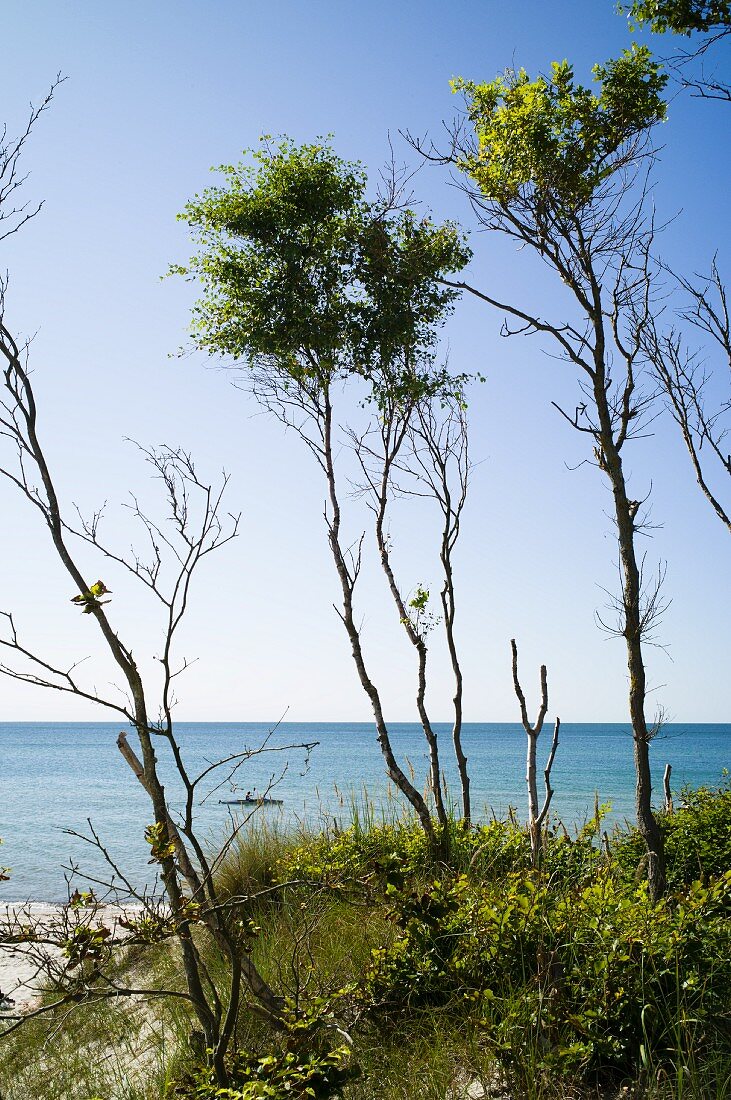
[0,903,141,1013]
[0,904,64,1012]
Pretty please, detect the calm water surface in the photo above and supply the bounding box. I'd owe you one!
[1,722,728,900]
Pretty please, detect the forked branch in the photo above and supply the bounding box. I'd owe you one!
[510,638,561,866]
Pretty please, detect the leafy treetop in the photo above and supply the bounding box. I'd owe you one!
[621,0,730,34]
[452,46,667,209]
[173,139,471,406]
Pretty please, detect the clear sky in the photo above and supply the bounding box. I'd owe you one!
[0,0,729,723]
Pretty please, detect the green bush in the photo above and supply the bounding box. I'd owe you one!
[362,866,731,1082]
[177,1002,358,1099]
[613,777,731,890]
[278,816,537,891]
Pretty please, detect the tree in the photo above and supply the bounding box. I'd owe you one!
[175,138,473,847]
[624,0,730,34]
[435,46,670,898]
[348,391,473,826]
[619,6,731,527]
[0,323,306,1079]
[0,100,333,1090]
[621,0,731,101]
[402,401,472,824]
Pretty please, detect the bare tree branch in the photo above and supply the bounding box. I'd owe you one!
[510,639,560,867]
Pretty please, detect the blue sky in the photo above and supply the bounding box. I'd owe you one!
[0,0,729,723]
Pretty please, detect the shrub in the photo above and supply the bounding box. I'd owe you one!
[362,866,731,1082]
[613,777,731,890]
[176,1002,358,1099]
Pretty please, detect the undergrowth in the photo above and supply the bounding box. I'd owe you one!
[2,782,730,1099]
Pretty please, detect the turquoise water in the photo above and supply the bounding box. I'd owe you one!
[0,722,728,901]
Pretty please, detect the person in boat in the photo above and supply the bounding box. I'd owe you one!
[245,790,252,800]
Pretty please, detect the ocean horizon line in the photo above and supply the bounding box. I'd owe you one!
[3,719,730,728]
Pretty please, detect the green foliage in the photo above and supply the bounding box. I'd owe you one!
[277,819,434,890]
[62,921,112,970]
[277,816,535,891]
[173,138,471,407]
[401,584,440,636]
[452,46,667,208]
[145,821,177,863]
[275,810,611,898]
[69,578,112,614]
[180,1003,357,1099]
[408,585,430,612]
[621,0,730,33]
[5,795,731,1097]
[362,865,731,1081]
[613,777,731,890]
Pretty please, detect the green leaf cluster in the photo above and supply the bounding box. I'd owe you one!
[174,138,471,404]
[452,46,667,208]
[62,921,112,971]
[144,820,176,863]
[620,0,730,34]
[181,1000,357,1098]
[408,585,429,612]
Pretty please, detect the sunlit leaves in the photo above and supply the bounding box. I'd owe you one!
[144,821,176,863]
[452,46,667,209]
[620,0,730,34]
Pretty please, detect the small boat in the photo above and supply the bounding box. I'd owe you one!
[218,797,284,806]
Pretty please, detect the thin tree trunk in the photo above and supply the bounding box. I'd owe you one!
[10,351,225,1063]
[441,537,469,824]
[591,360,666,901]
[322,391,436,844]
[372,448,448,833]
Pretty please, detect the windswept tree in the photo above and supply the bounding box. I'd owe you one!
[618,5,731,530]
[347,391,473,826]
[435,46,670,898]
[175,139,472,846]
[400,400,472,824]
[0,316,313,1082]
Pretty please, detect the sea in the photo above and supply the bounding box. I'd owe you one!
[0,722,728,902]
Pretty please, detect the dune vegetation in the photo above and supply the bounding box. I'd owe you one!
[1,781,730,1099]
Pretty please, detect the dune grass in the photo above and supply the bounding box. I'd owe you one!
[0,983,182,1099]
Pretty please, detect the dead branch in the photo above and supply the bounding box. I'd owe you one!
[510,639,560,867]
[663,762,674,814]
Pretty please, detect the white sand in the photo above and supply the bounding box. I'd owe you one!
[1,902,140,1013]
[0,904,64,1011]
